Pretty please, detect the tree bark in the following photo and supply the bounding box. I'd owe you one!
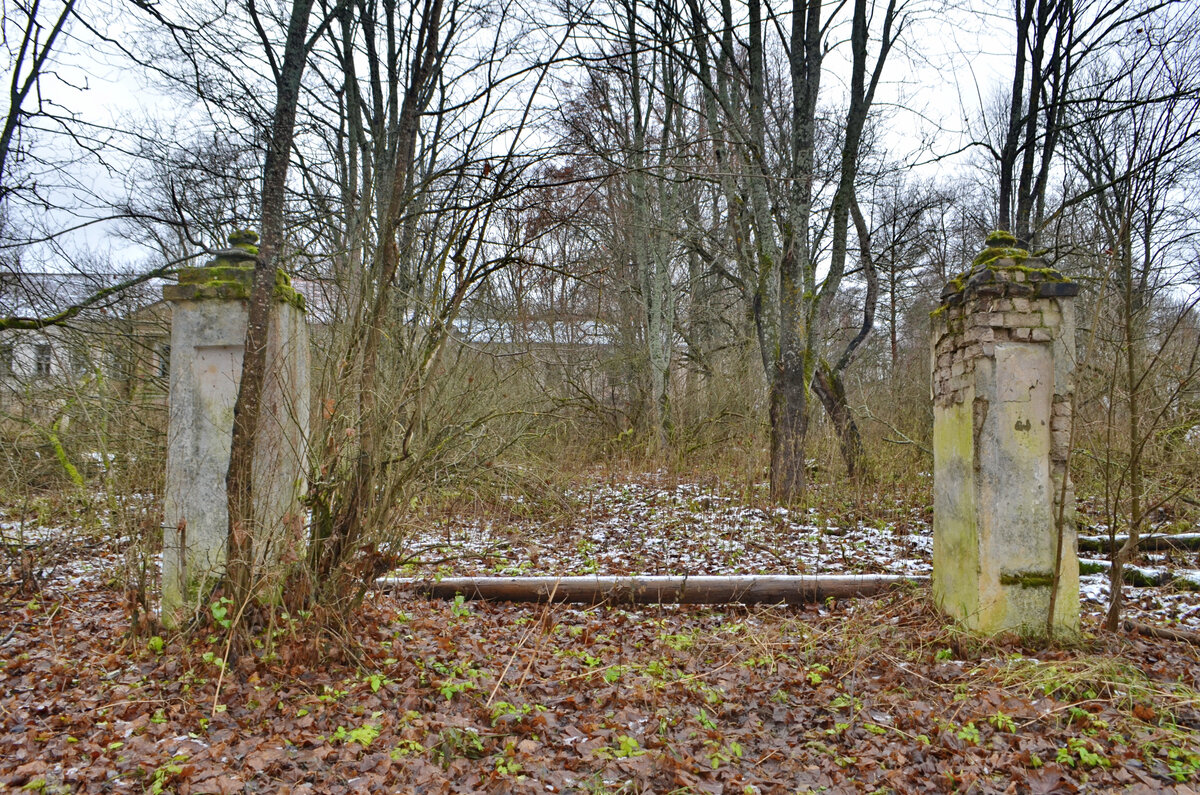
[224,0,317,614]
[812,364,865,479]
[769,0,823,504]
[811,196,878,479]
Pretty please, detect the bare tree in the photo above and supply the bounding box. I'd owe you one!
[1061,12,1200,630]
[291,0,575,609]
[989,0,1165,249]
[0,0,76,207]
[766,0,903,501]
[0,0,189,332]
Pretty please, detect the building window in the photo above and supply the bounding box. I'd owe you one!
[110,350,129,381]
[158,344,171,378]
[35,344,52,377]
[70,344,89,374]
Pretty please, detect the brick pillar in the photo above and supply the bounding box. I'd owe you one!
[160,231,309,627]
[931,231,1079,635]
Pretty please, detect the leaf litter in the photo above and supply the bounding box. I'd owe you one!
[2,472,1200,793]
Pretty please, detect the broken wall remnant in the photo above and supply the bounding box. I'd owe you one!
[931,231,1079,635]
[160,231,310,627]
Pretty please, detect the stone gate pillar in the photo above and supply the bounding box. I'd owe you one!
[931,231,1079,635]
[160,231,309,627]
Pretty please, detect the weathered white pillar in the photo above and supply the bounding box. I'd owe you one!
[931,231,1079,635]
[161,231,309,627]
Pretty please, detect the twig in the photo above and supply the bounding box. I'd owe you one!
[46,599,62,656]
[1014,699,1108,731]
[486,580,559,707]
[860,407,932,456]
[211,590,258,719]
[514,587,564,695]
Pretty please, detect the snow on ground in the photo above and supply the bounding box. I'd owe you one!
[399,477,1200,631]
[4,477,1199,630]
[1080,572,1200,628]
[402,480,931,578]
[1,499,151,592]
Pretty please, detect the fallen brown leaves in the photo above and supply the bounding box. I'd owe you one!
[3,566,1200,795]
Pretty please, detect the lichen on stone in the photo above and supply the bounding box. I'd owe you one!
[164,228,304,311]
[998,571,1056,588]
[993,262,1069,282]
[229,229,260,255]
[973,248,1030,269]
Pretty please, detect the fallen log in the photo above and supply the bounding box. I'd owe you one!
[1078,558,1200,591]
[377,574,926,605]
[1078,532,1200,554]
[1124,620,1200,646]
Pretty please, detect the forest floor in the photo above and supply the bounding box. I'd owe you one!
[2,469,1200,793]
[400,470,1200,631]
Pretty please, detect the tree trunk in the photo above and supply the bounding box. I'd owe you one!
[770,0,895,502]
[999,0,1034,235]
[311,0,445,587]
[1105,225,1145,632]
[746,0,780,382]
[769,0,823,504]
[811,197,878,479]
[626,0,679,455]
[813,364,865,479]
[224,0,316,617]
[770,342,810,501]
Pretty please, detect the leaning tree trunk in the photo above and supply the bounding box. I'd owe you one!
[810,197,878,480]
[225,0,316,618]
[812,365,865,479]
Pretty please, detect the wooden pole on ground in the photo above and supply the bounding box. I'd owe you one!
[1078,532,1200,554]
[377,574,925,605]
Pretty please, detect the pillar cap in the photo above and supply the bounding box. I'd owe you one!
[163,230,305,311]
[938,232,1078,306]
